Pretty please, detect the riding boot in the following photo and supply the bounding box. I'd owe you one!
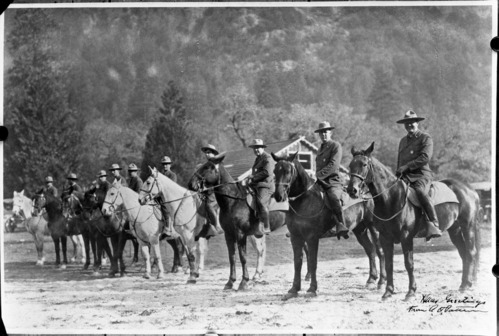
[205,201,223,234]
[325,188,349,239]
[417,191,442,241]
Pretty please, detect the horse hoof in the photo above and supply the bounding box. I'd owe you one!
[171,266,179,274]
[404,293,416,302]
[92,271,101,276]
[224,283,233,291]
[36,261,43,266]
[186,279,197,284]
[382,292,392,300]
[102,259,107,266]
[70,257,76,263]
[238,282,248,291]
[143,273,152,279]
[108,272,116,278]
[60,264,67,270]
[282,292,299,301]
[366,282,377,290]
[120,272,126,278]
[304,291,317,298]
[82,264,89,270]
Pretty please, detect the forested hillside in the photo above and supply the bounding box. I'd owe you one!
[4,5,493,196]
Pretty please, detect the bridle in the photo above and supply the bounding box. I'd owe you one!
[62,194,83,219]
[349,154,408,221]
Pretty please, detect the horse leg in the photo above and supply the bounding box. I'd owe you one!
[248,235,266,281]
[52,236,61,267]
[197,237,208,275]
[108,235,120,277]
[303,242,311,281]
[185,237,199,284]
[236,236,250,291]
[35,231,45,266]
[460,222,478,291]
[380,234,395,300]
[131,237,139,264]
[166,238,180,273]
[224,234,237,290]
[82,232,91,270]
[353,224,378,289]
[401,233,417,301]
[153,242,165,279]
[304,237,319,297]
[77,234,86,264]
[447,226,468,290]
[370,225,386,289]
[61,235,68,268]
[283,233,305,301]
[117,233,128,276]
[140,244,152,279]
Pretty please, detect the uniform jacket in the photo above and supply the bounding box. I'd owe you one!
[164,170,177,183]
[250,151,275,191]
[64,183,82,195]
[316,139,343,188]
[397,130,434,182]
[98,180,111,193]
[128,176,143,193]
[44,185,58,197]
[112,175,128,187]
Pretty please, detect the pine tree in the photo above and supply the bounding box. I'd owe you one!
[140,81,195,185]
[4,10,85,197]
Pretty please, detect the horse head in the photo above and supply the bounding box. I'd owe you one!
[188,152,227,192]
[62,192,83,219]
[101,185,122,217]
[138,167,162,205]
[347,141,375,198]
[13,190,27,218]
[272,152,299,202]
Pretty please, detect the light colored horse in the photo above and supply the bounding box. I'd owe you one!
[13,190,49,265]
[139,167,206,284]
[101,182,166,279]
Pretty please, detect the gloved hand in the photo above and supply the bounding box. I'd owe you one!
[396,165,409,177]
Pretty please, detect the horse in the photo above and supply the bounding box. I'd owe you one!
[139,167,210,284]
[272,152,384,300]
[12,190,50,265]
[347,142,481,301]
[32,191,68,268]
[187,155,287,291]
[102,183,170,279]
[61,191,87,265]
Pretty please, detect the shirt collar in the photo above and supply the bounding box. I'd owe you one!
[407,130,421,139]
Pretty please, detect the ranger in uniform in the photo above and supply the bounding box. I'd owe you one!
[127,163,143,193]
[43,176,58,197]
[200,144,224,235]
[63,173,83,197]
[159,155,176,238]
[248,139,275,236]
[314,121,349,239]
[96,170,111,193]
[161,156,177,182]
[395,110,442,241]
[109,163,128,187]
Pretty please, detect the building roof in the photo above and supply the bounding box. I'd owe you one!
[224,136,317,179]
[469,182,491,191]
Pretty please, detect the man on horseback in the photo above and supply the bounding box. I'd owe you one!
[43,176,58,197]
[395,110,442,241]
[248,139,274,236]
[314,121,349,239]
[199,144,224,235]
[109,163,128,187]
[63,173,82,197]
[96,170,111,193]
[159,155,176,239]
[127,163,143,193]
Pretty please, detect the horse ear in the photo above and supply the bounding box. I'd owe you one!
[271,152,284,162]
[365,141,375,156]
[351,146,357,156]
[288,151,299,162]
[20,190,24,195]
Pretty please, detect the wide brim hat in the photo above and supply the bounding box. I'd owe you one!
[108,163,122,171]
[248,139,267,148]
[396,110,425,124]
[201,144,219,155]
[67,173,78,180]
[97,170,107,177]
[314,121,335,133]
[161,156,172,164]
[128,163,139,171]
[45,176,54,183]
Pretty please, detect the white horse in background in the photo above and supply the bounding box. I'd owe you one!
[12,190,49,265]
[139,167,207,284]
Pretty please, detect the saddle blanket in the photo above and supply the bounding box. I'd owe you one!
[408,181,459,207]
[246,194,289,212]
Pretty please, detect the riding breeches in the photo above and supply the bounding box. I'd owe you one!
[254,187,272,226]
[411,178,438,223]
[324,186,345,225]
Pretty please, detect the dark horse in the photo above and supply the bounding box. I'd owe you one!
[272,152,385,300]
[347,142,481,300]
[188,153,287,291]
[32,191,68,268]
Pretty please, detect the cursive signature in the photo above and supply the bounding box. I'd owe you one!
[407,294,487,313]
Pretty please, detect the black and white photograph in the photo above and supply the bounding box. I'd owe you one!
[1,1,497,334]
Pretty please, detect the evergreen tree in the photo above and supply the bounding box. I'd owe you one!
[4,10,85,197]
[365,67,404,123]
[140,81,195,185]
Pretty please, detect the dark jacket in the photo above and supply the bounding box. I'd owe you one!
[250,151,275,191]
[397,130,434,182]
[64,183,82,196]
[112,175,128,187]
[128,176,143,193]
[164,170,177,183]
[44,185,58,197]
[316,139,343,188]
[98,180,111,193]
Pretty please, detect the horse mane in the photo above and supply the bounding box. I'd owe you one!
[291,155,314,185]
[218,164,235,183]
[351,147,396,184]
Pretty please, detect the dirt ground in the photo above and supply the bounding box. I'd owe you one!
[2,222,496,335]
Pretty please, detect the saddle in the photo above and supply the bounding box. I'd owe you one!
[246,192,289,212]
[317,188,367,211]
[407,181,459,208]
